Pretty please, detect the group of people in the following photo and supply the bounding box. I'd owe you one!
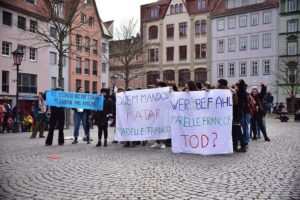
[42,79,271,154]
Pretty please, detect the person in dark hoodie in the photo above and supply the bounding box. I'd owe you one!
[45,88,65,146]
[94,88,112,147]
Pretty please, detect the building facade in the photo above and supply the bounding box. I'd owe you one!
[101,20,113,88]
[141,0,218,87]
[0,0,68,113]
[211,0,279,100]
[68,0,102,94]
[278,0,300,103]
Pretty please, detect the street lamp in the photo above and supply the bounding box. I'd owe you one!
[12,48,24,133]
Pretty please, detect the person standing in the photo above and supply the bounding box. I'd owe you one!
[45,88,65,146]
[31,92,47,138]
[94,88,112,147]
[72,87,90,144]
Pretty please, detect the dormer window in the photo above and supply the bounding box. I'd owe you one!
[53,1,64,18]
[150,7,159,18]
[197,0,206,10]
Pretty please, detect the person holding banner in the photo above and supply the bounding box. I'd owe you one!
[45,88,65,146]
[72,87,90,144]
[94,88,112,147]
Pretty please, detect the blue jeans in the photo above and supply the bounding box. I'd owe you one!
[241,113,251,145]
[73,112,89,138]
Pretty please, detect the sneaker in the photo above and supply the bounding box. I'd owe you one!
[72,140,78,144]
[150,143,159,148]
[160,144,166,149]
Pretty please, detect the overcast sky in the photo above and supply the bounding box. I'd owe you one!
[96,0,155,37]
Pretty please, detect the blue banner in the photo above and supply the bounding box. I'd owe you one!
[46,91,104,111]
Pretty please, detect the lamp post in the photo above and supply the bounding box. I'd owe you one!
[12,48,24,133]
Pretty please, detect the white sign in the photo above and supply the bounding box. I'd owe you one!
[170,90,233,155]
[115,87,172,141]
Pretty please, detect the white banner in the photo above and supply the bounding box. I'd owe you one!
[171,90,233,155]
[115,87,172,141]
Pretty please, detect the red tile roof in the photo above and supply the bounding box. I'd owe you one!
[211,0,279,18]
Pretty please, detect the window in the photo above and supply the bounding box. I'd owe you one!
[195,44,201,59]
[3,11,12,26]
[2,41,12,56]
[239,15,247,27]
[178,69,190,87]
[85,37,90,52]
[263,11,272,24]
[175,4,179,13]
[239,37,247,51]
[84,80,90,93]
[195,21,201,35]
[287,41,298,55]
[201,20,207,34]
[29,20,37,32]
[2,71,9,92]
[53,2,64,18]
[17,45,26,59]
[26,0,35,4]
[179,22,187,38]
[287,0,297,12]
[92,81,97,94]
[179,45,187,60]
[287,19,298,33]
[263,60,271,75]
[50,27,57,38]
[84,0,92,4]
[163,70,175,81]
[49,52,57,65]
[150,7,159,18]
[239,62,247,77]
[228,63,235,77]
[84,59,90,74]
[29,47,37,61]
[197,0,206,9]
[227,0,235,8]
[194,68,207,83]
[217,19,225,31]
[201,44,207,58]
[166,24,174,39]
[76,79,81,89]
[251,61,259,76]
[92,60,98,75]
[149,26,158,40]
[250,35,259,49]
[92,39,98,54]
[102,63,106,73]
[166,47,174,61]
[148,48,159,63]
[179,4,183,13]
[170,5,175,14]
[102,42,107,53]
[228,16,236,29]
[88,17,94,27]
[76,34,82,51]
[251,13,259,26]
[18,73,37,93]
[262,33,271,48]
[18,16,26,30]
[81,13,86,24]
[217,39,225,53]
[147,71,160,86]
[228,38,236,52]
[76,57,81,74]
[63,55,67,67]
[51,77,57,89]
[218,64,224,78]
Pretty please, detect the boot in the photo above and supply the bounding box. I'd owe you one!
[104,139,107,147]
[72,137,78,144]
[86,136,90,144]
[96,141,101,147]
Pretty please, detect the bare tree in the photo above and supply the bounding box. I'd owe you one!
[33,0,97,88]
[277,58,300,113]
[110,19,144,90]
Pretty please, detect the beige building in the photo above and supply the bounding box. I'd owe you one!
[141,0,218,87]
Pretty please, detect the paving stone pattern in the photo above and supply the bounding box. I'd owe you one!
[0,118,299,200]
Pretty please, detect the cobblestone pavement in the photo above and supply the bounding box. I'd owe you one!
[0,117,299,200]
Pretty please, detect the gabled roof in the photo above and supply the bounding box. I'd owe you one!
[101,21,113,38]
[211,0,279,18]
